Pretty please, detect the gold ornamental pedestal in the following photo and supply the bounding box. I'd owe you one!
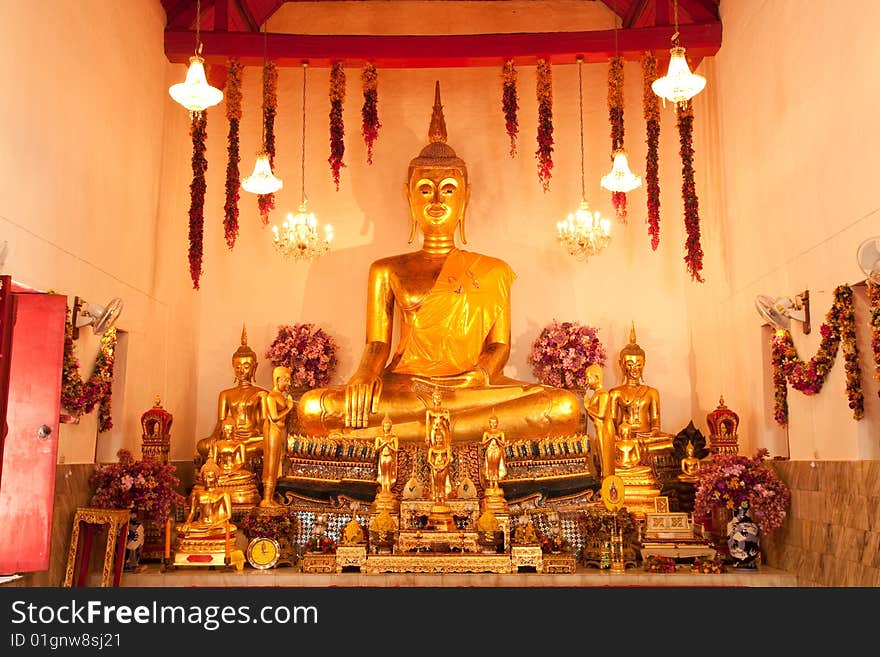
[481,485,509,515]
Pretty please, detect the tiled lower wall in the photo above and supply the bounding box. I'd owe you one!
[761,461,880,587]
[3,462,194,588]
[4,461,879,587]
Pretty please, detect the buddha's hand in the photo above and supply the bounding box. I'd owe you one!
[345,375,383,428]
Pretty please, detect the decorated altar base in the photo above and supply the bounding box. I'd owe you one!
[365,554,512,574]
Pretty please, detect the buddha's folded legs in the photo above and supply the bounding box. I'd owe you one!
[298,375,583,442]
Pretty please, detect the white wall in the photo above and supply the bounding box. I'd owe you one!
[0,0,202,463]
[685,0,880,460]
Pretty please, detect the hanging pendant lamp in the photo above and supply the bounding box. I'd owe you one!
[601,148,642,193]
[242,21,283,195]
[651,0,707,107]
[168,0,223,112]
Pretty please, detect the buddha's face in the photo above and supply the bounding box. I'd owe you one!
[488,417,498,430]
[232,356,257,383]
[221,421,235,439]
[407,166,470,237]
[383,419,393,433]
[621,354,645,381]
[276,371,291,393]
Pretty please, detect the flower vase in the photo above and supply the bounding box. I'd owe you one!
[124,512,145,573]
[726,505,760,570]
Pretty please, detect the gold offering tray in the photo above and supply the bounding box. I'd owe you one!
[397,530,479,553]
[364,554,511,574]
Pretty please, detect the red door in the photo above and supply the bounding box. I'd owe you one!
[0,281,66,574]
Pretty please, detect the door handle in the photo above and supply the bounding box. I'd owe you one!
[37,424,52,440]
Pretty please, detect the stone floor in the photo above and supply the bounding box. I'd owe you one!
[117,562,797,588]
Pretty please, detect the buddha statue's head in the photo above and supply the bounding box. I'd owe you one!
[220,412,235,440]
[272,365,291,392]
[585,363,604,390]
[382,412,393,433]
[618,323,646,383]
[201,457,221,488]
[232,324,258,384]
[488,414,499,430]
[405,81,471,245]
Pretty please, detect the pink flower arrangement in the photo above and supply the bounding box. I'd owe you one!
[89,449,185,524]
[264,323,338,389]
[693,448,791,536]
[528,321,607,389]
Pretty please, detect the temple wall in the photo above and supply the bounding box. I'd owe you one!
[684,0,880,460]
[0,0,201,464]
[175,2,697,454]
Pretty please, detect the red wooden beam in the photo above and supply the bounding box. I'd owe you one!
[234,0,259,31]
[165,22,721,68]
[215,0,228,31]
[677,0,719,23]
[624,0,652,28]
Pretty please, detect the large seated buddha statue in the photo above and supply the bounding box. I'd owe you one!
[298,83,581,443]
[196,326,268,462]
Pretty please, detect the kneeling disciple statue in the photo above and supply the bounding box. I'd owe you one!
[297,82,582,445]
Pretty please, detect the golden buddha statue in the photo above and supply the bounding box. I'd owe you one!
[678,440,701,483]
[197,326,268,461]
[481,414,507,489]
[177,458,236,539]
[426,416,455,531]
[260,365,295,508]
[297,82,581,444]
[372,414,400,513]
[606,324,674,514]
[584,363,615,479]
[208,412,261,507]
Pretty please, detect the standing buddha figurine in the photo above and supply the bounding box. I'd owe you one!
[372,413,400,513]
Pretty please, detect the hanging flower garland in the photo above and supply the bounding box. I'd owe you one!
[771,285,864,425]
[60,315,117,433]
[361,63,381,165]
[535,59,553,192]
[642,53,661,250]
[677,100,704,282]
[608,55,627,222]
[188,110,207,290]
[502,60,519,157]
[868,280,880,398]
[223,58,243,249]
[329,62,346,190]
[258,61,278,225]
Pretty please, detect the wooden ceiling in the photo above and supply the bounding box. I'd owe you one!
[161,0,722,68]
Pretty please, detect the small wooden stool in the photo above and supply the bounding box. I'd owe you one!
[62,507,130,587]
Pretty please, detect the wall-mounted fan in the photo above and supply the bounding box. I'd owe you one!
[856,236,880,284]
[71,296,124,338]
[755,291,811,334]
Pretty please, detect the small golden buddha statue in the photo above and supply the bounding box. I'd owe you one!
[678,440,701,483]
[297,82,581,444]
[208,412,261,507]
[372,414,400,513]
[481,413,509,514]
[584,363,615,478]
[177,458,237,540]
[261,365,296,508]
[606,323,674,514]
[196,326,268,462]
[341,516,366,546]
[512,516,539,545]
[426,416,455,531]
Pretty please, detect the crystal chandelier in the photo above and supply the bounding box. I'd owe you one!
[557,57,611,261]
[242,22,282,195]
[168,0,223,113]
[272,63,333,261]
[600,148,642,193]
[651,0,707,107]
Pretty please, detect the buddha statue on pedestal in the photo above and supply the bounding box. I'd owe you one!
[372,414,400,514]
[208,412,261,507]
[678,440,701,483]
[426,416,455,531]
[175,459,237,564]
[196,326,268,463]
[481,414,509,514]
[607,324,674,514]
[297,82,582,444]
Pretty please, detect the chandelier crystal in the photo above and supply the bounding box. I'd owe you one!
[242,21,282,195]
[242,152,283,194]
[272,201,333,261]
[557,201,612,261]
[601,149,642,193]
[558,56,611,261]
[168,0,223,112]
[651,0,706,108]
[270,62,332,261]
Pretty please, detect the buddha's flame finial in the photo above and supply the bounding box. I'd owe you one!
[629,321,637,345]
[428,81,447,144]
[241,324,248,346]
[719,395,726,407]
